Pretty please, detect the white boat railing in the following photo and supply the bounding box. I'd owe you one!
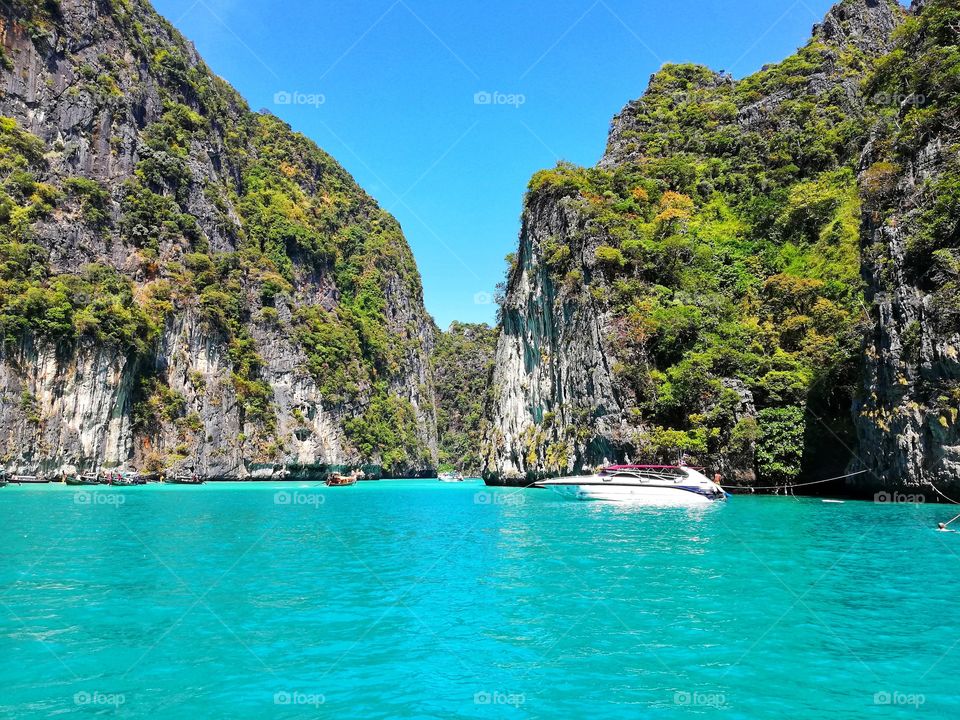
[600,469,691,484]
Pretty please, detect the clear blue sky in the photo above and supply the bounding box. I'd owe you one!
[152,0,842,329]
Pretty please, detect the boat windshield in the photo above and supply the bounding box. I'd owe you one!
[598,466,692,483]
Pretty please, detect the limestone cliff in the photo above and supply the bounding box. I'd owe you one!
[485,192,629,482]
[0,0,437,478]
[853,0,960,493]
[485,0,908,488]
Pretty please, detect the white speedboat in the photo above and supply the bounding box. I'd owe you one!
[536,465,726,505]
[438,471,464,482]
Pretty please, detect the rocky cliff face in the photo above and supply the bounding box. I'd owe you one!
[0,0,437,478]
[853,0,960,493]
[484,193,630,482]
[485,0,910,487]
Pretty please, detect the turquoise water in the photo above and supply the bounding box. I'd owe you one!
[1,481,958,719]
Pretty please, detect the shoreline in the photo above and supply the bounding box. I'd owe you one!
[1,477,486,486]
[2,477,950,504]
[480,476,951,502]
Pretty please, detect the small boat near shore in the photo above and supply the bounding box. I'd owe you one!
[536,465,727,505]
[165,474,204,485]
[64,473,100,486]
[164,463,204,485]
[107,471,144,486]
[8,474,45,484]
[438,471,464,483]
[326,470,360,487]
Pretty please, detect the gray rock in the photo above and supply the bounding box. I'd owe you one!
[854,130,960,494]
[484,194,629,482]
[485,0,907,488]
[0,0,438,478]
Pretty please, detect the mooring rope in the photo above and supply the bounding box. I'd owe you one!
[722,467,960,529]
[926,480,960,505]
[720,469,869,492]
[923,481,960,529]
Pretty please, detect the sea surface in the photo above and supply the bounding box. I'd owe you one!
[1,480,958,719]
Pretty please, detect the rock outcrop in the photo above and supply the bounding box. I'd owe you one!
[852,0,960,493]
[484,193,630,482]
[485,0,910,488]
[0,0,437,478]
[812,0,903,53]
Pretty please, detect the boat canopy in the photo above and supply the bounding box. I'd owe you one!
[603,464,704,471]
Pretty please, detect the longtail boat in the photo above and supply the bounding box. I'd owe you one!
[326,471,360,487]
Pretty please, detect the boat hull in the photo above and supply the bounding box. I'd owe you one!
[538,467,726,506]
[546,482,720,505]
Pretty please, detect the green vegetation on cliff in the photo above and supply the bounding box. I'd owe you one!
[852,0,960,453]
[0,244,161,353]
[0,0,434,474]
[518,5,908,482]
[432,322,498,473]
[867,0,960,304]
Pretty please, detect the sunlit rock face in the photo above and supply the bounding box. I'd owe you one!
[485,0,921,491]
[0,0,437,478]
[853,0,960,493]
